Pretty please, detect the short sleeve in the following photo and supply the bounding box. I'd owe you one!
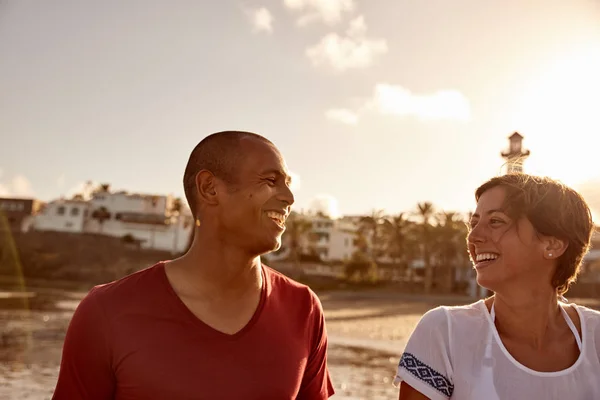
[394,307,453,400]
[297,291,335,399]
[52,287,115,399]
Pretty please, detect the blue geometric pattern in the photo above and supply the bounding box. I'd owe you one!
[399,352,454,397]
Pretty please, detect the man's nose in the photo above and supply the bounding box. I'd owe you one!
[278,184,295,207]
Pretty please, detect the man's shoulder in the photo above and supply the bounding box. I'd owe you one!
[84,261,167,307]
[263,264,323,309]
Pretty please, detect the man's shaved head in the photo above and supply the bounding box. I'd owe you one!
[183,131,273,216]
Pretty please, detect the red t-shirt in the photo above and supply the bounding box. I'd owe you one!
[52,262,335,399]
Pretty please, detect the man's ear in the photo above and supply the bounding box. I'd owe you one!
[195,170,219,206]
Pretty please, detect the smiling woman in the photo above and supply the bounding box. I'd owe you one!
[394,173,600,400]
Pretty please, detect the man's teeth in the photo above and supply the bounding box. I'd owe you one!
[476,253,499,262]
[266,211,285,225]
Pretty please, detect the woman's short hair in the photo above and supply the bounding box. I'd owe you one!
[475,173,595,295]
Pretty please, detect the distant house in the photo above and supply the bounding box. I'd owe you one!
[31,199,90,233]
[0,197,43,232]
[269,214,358,263]
[29,187,193,254]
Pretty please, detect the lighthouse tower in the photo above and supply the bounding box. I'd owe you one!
[501,132,530,173]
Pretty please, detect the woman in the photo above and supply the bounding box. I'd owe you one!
[394,173,600,399]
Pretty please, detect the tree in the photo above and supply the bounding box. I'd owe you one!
[359,209,387,262]
[416,202,435,293]
[383,213,411,272]
[93,183,111,194]
[344,249,378,283]
[283,211,315,272]
[434,211,468,292]
[170,197,184,254]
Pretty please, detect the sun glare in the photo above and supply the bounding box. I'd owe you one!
[510,43,600,187]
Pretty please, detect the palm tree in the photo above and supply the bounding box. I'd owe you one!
[170,197,183,254]
[416,202,435,293]
[359,209,386,262]
[434,211,468,292]
[382,213,413,279]
[284,211,315,272]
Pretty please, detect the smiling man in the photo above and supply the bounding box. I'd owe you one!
[53,131,335,400]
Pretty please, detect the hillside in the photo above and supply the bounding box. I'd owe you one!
[0,231,172,289]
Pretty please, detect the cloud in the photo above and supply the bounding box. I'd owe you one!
[0,174,35,198]
[368,84,471,121]
[284,0,354,26]
[306,16,387,72]
[325,108,358,125]
[327,83,472,125]
[308,194,340,219]
[11,175,34,197]
[249,7,274,33]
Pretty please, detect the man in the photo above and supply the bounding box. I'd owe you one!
[53,131,335,399]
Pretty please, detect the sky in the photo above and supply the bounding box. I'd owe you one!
[1,0,600,220]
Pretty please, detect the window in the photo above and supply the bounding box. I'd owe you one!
[316,232,330,242]
[71,208,79,216]
[57,206,65,216]
[65,222,73,228]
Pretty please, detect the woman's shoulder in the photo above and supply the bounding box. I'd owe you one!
[416,299,489,330]
[568,302,600,324]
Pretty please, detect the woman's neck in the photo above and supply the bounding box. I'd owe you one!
[490,289,562,350]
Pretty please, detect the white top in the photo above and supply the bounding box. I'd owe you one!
[394,300,600,399]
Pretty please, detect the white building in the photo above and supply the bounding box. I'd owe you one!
[89,190,171,216]
[31,199,90,233]
[30,188,193,254]
[311,215,357,262]
[269,214,358,263]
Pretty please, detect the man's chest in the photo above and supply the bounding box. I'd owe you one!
[111,322,310,400]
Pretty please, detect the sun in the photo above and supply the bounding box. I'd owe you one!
[509,43,600,187]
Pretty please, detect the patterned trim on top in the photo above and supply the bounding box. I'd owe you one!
[399,352,454,397]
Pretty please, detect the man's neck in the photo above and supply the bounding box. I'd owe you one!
[172,229,263,301]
